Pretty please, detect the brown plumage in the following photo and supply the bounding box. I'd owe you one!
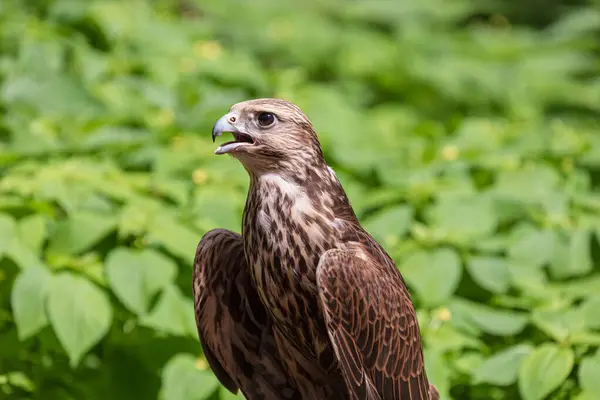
[193,99,439,400]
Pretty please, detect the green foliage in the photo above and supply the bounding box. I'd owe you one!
[11,266,51,340]
[105,248,177,316]
[518,344,575,400]
[472,344,533,386]
[46,273,113,367]
[1,0,600,399]
[159,354,220,400]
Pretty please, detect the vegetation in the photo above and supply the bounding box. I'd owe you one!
[1,0,600,399]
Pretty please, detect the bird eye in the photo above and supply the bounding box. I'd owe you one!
[257,112,275,127]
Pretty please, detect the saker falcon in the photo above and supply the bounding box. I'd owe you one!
[192,98,439,400]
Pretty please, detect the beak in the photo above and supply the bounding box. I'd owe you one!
[212,114,237,143]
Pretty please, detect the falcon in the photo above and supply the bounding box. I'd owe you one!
[192,99,439,400]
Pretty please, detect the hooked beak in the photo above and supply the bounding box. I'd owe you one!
[212,114,237,143]
[211,114,255,155]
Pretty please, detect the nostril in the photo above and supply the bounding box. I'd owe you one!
[229,116,236,123]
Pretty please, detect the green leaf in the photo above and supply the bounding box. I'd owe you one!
[550,8,600,38]
[507,224,557,268]
[193,187,244,232]
[81,127,153,150]
[466,256,510,294]
[568,332,600,346]
[507,262,548,294]
[580,296,600,330]
[147,214,201,262]
[47,212,117,257]
[3,371,35,392]
[363,205,413,246]
[141,284,196,338]
[117,198,162,238]
[579,351,600,395]
[160,353,220,400]
[450,299,529,336]
[423,348,451,399]
[532,308,585,342]
[494,165,560,204]
[518,343,574,400]
[0,213,17,257]
[427,195,497,242]
[3,74,100,118]
[401,248,462,307]
[454,352,485,375]
[6,236,47,270]
[11,266,52,340]
[17,214,47,254]
[550,229,593,279]
[557,275,600,300]
[426,324,483,353]
[472,344,533,386]
[47,273,112,367]
[575,392,600,400]
[105,247,177,315]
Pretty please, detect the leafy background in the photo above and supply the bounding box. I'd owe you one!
[1,0,600,399]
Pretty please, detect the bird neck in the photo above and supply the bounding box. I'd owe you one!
[246,161,358,228]
[245,153,326,185]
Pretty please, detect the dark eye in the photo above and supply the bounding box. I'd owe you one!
[257,112,275,127]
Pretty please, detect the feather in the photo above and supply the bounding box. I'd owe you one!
[317,248,436,400]
[193,229,300,400]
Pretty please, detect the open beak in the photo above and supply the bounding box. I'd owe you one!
[211,114,255,155]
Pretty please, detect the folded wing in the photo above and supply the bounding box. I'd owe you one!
[316,248,438,400]
[193,228,300,400]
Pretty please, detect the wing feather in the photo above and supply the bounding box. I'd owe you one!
[316,248,437,400]
[193,228,300,400]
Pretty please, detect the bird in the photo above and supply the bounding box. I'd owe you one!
[192,98,439,400]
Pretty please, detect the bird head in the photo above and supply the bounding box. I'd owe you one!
[211,98,324,174]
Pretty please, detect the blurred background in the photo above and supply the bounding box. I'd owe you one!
[1,0,600,399]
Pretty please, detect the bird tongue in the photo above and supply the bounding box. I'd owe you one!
[214,141,244,155]
[214,131,254,155]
